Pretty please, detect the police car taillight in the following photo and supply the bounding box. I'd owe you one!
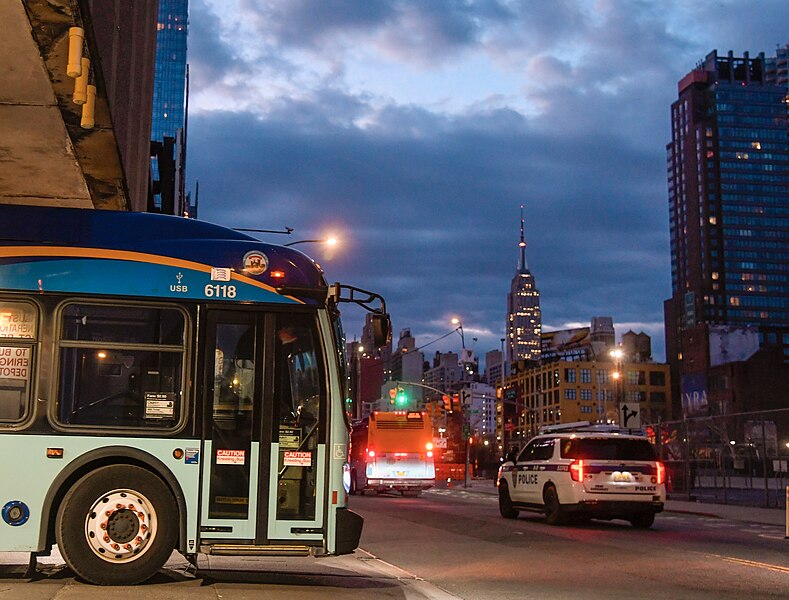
[570,459,584,482]
[656,461,665,485]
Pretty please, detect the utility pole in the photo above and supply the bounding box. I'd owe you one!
[500,337,506,455]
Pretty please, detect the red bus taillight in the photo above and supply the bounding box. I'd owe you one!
[570,459,584,482]
[656,462,665,485]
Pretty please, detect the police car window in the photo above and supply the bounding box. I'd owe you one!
[517,441,537,462]
[532,438,554,461]
[561,438,657,461]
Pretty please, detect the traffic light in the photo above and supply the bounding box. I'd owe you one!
[396,387,407,406]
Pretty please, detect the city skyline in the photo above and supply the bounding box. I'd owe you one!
[185,1,788,361]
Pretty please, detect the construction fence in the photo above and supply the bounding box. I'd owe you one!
[645,408,789,508]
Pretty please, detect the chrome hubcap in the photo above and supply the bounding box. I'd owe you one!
[84,489,157,563]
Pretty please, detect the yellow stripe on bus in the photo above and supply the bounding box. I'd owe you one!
[0,246,303,303]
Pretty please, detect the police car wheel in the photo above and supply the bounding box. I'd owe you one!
[543,485,565,526]
[629,512,655,529]
[498,482,518,519]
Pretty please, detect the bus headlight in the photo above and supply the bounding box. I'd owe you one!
[342,463,351,493]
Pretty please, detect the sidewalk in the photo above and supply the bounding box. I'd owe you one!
[663,497,785,527]
[448,479,788,528]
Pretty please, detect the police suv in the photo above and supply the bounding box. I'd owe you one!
[496,423,666,528]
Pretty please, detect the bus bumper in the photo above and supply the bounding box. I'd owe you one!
[366,479,434,491]
[334,508,363,555]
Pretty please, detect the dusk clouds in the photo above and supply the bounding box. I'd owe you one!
[186,0,788,361]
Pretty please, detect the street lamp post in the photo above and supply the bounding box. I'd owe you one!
[610,348,623,424]
[284,237,338,247]
[450,317,472,487]
[451,317,465,349]
[499,337,506,454]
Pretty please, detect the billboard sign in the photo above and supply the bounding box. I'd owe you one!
[708,325,759,367]
[681,371,708,416]
[541,327,591,353]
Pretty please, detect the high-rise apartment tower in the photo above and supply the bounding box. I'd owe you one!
[664,46,789,414]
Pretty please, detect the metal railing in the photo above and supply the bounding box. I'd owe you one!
[644,408,789,508]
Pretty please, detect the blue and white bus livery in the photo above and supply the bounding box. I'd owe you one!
[0,205,391,585]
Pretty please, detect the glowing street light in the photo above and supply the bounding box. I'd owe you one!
[451,317,465,348]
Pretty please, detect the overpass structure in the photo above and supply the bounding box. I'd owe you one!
[0,0,157,211]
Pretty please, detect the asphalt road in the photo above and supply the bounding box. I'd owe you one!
[355,486,789,599]
[1,486,786,599]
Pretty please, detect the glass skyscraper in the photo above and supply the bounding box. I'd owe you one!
[665,46,789,414]
[152,0,188,142]
[150,0,189,215]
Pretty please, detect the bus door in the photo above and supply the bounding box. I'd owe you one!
[266,312,327,543]
[200,311,265,542]
[199,310,327,546]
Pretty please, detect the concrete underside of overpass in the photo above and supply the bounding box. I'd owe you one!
[0,0,129,210]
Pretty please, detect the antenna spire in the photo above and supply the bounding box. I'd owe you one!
[518,204,528,273]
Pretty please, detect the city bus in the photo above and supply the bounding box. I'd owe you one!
[0,205,391,585]
[349,411,435,496]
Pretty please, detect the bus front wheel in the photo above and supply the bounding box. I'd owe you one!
[55,465,178,585]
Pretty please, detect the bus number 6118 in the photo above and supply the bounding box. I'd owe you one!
[204,284,237,298]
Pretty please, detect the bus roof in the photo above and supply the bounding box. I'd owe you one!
[0,205,328,305]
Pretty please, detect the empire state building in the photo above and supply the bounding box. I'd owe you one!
[506,208,541,364]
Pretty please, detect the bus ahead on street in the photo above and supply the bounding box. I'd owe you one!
[349,411,435,496]
[0,205,391,585]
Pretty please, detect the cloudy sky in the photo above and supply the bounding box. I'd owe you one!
[186,0,787,364]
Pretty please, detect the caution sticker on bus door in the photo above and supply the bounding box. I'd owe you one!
[216,449,246,465]
[283,451,312,467]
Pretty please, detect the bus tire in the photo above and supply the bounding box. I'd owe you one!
[55,465,178,585]
[498,481,518,519]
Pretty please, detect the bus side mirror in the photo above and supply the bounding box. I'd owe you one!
[371,313,392,348]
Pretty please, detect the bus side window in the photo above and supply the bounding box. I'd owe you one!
[0,300,38,424]
[56,303,186,429]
